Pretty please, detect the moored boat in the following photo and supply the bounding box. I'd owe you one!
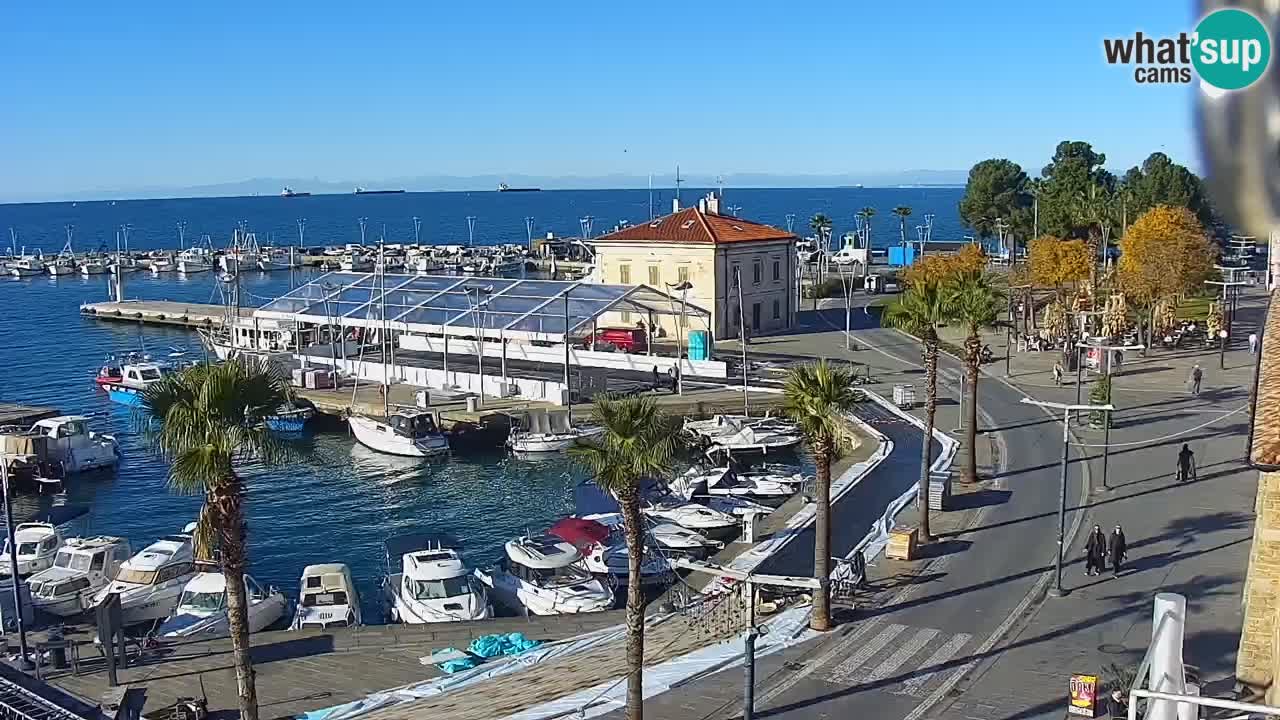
[474,534,614,615]
[28,536,132,617]
[156,571,287,638]
[382,532,491,624]
[292,563,362,630]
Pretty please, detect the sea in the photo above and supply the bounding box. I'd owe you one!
[0,187,964,621]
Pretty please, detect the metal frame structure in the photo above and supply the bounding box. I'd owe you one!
[255,271,711,345]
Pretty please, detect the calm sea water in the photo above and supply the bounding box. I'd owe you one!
[0,188,956,621]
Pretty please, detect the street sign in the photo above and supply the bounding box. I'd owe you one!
[1068,673,1098,716]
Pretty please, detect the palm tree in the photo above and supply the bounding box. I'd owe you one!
[945,272,1005,483]
[782,361,861,632]
[883,282,952,543]
[809,213,833,292]
[140,359,292,720]
[1073,182,1115,296]
[857,207,877,246]
[892,206,913,251]
[570,395,675,720]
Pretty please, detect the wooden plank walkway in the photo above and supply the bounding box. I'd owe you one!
[79,300,251,329]
[0,402,59,426]
[41,613,623,718]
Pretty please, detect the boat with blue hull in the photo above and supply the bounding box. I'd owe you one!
[265,402,316,433]
[99,362,169,406]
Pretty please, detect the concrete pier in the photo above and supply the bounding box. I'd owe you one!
[0,403,58,427]
[79,300,251,329]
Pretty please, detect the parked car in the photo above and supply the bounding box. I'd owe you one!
[586,327,648,353]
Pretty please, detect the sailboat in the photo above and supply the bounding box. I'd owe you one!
[347,243,450,458]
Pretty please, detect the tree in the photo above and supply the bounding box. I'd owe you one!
[1117,205,1216,347]
[958,159,1032,240]
[883,282,952,543]
[1039,141,1115,239]
[1027,236,1091,298]
[570,395,675,720]
[1072,181,1117,293]
[945,272,1004,483]
[892,206,913,250]
[809,213,833,293]
[903,244,987,288]
[1120,152,1212,227]
[781,361,861,632]
[141,360,293,720]
[857,207,877,246]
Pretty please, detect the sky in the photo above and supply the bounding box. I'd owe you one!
[0,0,1199,200]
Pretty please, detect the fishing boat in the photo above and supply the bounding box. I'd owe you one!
[157,571,288,638]
[176,247,214,273]
[93,524,199,626]
[507,408,604,454]
[78,257,109,276]
[0,415,119,474]
[7,256,45,278]
[292,563,362,629]
[549,517,671,586]
[149,253,177,274]
[382,533,491,624]
[100,362,169,406]
[339,253,373,272]
[48,231,76,276]
[265,400,316,432]
[475,534,614,616]
[28,536,132,617]
[258,247,299,271]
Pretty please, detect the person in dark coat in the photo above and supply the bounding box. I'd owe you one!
[1177,443,1196,483]
[1085,525,1107,576]
[1109,525,1128,576]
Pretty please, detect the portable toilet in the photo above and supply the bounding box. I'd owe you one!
[687,330,709,361]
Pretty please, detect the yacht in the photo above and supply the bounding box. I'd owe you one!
[551,517,672,585]
[176,248,214,274]
[475,534,614,615]
[583,512,721,560]
[666,469,778,518]
[0,524,65,577]
[685,415,802,456]
[156,571,287,638]
[291,563,362,630]
[78,257,109,276]
[100,362,169,406]
[507,409,605,454]
[0,415,119,474]
[348,409,449,458]
[93,526,199,626]
[28,536,132,617]
[641,500,740,543]
[382,533,491,624]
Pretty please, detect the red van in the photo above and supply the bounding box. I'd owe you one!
[586,327,648,353]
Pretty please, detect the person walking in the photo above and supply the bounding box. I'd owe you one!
[652,365,660,391]
[1085,525,1107,576]
[1109,525,1128,577]
[1189,364,1203,396]
[1250,332,1260,354]
[1177,443,1196,483]
[1053,361,1064,387]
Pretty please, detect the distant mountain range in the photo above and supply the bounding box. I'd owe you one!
[4,170,970,204]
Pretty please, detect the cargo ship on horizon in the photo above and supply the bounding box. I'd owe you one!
[354,187,405,195]
[281,187,311,197]
[498,183,540,192]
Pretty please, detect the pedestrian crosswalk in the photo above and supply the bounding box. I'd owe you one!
[824,622,974,698]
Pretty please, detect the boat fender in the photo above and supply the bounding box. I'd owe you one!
[131,312,142,318]
[156,314,166,320]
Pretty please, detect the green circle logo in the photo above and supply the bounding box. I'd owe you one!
[1193,8,1271,90]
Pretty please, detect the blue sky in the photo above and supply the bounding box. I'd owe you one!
[1,0,1198,198]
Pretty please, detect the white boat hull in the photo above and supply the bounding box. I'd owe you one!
[476,569,613,616]
[48,265,74,276]
[118,586,187,626]
[159,591,287,638]
[348,415,449,457]
[178,261,212,273]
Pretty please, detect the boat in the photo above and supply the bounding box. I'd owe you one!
[93,525,199,626]
[149,253,177,274]
[176,248,214,274]
[583,512,720,560]
[265,400,316,432]
[7,256,45,278]
[382,533,491,624]
[48,233,75,276]
[684,415,802,456]
[281,187,311,198]
[0,415,119,474]
[549,517,671,586]
[474,534,614,615]
[665,470,777,518]
[507,409,604,454]
[291,563,362,630]
[100,362,169,406]
[109,256,140,274]
[339,254,373,272]
[641,499,740,543]
[497,184,540,192]
[353,187,405,195]
[156,571,287,638]
[258,247,299,271]
[348,410,449,458]
[28,536,133,617]
[78,257,109,275]
[678,466,794,507]
[0,506,91,582]
[219,229,269,273]
[94,357,122,386]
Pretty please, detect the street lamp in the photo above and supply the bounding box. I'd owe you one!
[464,285,492,406]
[666,281,693,395]
[838,264,858,351]
[0,460,32,670]
[1020,397,1113,597]
[1076,340,1144,491]
[1219,329,1229,370]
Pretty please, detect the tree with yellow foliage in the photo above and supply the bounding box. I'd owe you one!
[1117,205,1216,348]
[903,243,987,288]
[1027,236,1091,299]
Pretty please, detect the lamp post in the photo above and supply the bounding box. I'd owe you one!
[666,280,693,395]
[1020,397,1114,597]
[1219,329,1229,370]
[0,460,31,670]
[465,285,492,406]
[1007,284,1031,378]
[733,268,749,416]
[563,288,572,424]
[358,217,367,246]
[1076,340,1144,491]
[839,265,857,351]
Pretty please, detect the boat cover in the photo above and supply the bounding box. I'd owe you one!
[548,518,610,548]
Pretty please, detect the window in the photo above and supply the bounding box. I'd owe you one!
[752,303,761,331]
[620,311,631,323]
[678,266,689,284]
[753,261,762,285]
[90,553,105,572]
[648,266,660,286]
[303,591,349,607]
[773,300,781,319]
[411,576,471,600]
[619,264,631,284]
[773,260,780,281]
[115,568,157,585]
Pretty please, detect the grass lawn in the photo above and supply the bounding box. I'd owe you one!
[1177,295,1213,321]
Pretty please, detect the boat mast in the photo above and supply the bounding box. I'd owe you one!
[378,240,390,419]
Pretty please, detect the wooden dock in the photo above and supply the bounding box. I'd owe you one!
[79,300,251,329]
[0,402,59,426]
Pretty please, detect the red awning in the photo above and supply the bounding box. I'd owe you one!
[549,518,610,548]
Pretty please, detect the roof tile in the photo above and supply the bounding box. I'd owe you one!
[593,207,794,245]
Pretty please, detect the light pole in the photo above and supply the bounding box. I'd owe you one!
[666,280,693,395]
[839,265,856,350]
[1,460,31,670]
[1007,284,1031,378]
[1219,329,1228,370]
[297,218,307,247]
[1020,397,1113,597]
[733,268,748,416]
[1076,340,1144,491]
[563,288,573,424]
[412,216,421,245]
[358,217,368,246]
[466,216,477,247]
[465,285,492,406]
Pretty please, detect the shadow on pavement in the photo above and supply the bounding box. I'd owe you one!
[948,488,1012,510]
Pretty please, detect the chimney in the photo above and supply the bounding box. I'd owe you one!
[698,198,707,213]
[704,192,720,215]
[673,197,680,213]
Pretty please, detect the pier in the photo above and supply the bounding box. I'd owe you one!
[79,300,250,329]
[0,403,59,427]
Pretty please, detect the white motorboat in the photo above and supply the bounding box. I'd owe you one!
[7,257,45,278]
[28,536,132,617]
[149,254,177,274]
[687,416,802,456]
[475,534,614,615]
[695,466,794,507]
[0,524,65,577]
[100,362,169,406]
[382,533,491,624]
[666,469,778,517]
[0,415,119,474]
[176,248,214,273]
[48,259,75,276]
[550,517,671,586]
[258,247,299,271]
[641,500,740,543]
[157,571,288,638]
[582,512,721,562]
[682,414,753,439]
[109,256,140,274]
[349,410,449,458]
[292,563,362,629]
[507,409,605,454]
[339,254,373,272]
[93,526,199,626]
[78,257,109,276]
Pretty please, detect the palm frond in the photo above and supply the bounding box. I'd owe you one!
[569,394,675,497]
[945,271,1005,335]
[781,360,862,458]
